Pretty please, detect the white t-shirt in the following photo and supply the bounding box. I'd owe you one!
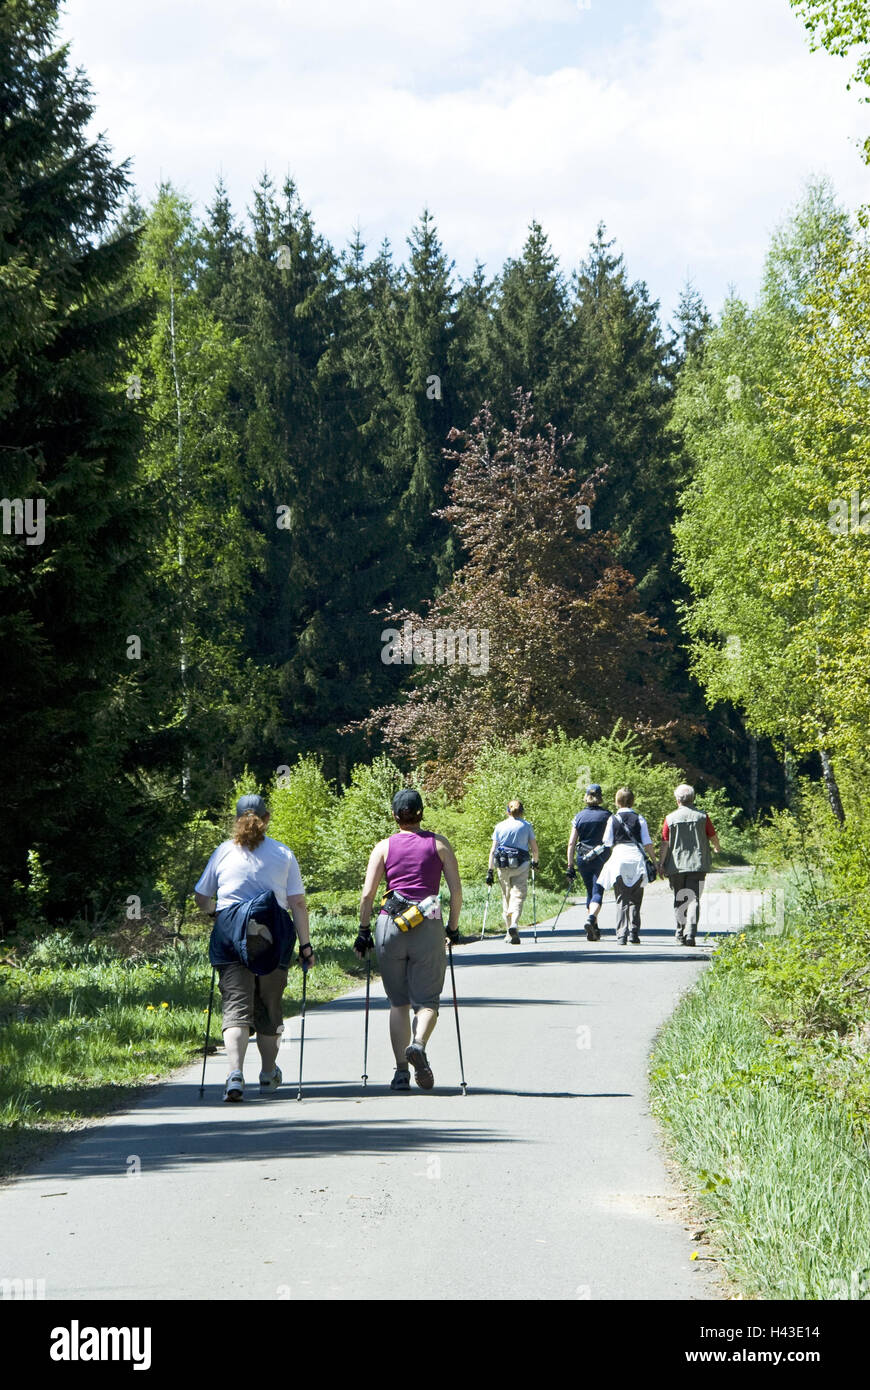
[195,836,304,911]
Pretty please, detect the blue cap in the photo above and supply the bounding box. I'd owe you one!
[236,794,268,818]
[586,784,602,796]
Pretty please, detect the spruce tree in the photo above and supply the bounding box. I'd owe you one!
[217,179,399,778]
[569,223,679,620]
[0,0,157,927]
[481,221,573,433]
[673,280,713,366]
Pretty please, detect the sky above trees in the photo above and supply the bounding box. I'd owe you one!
[58,0,867,323]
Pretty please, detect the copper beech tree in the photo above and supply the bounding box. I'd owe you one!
[364,394,673,789]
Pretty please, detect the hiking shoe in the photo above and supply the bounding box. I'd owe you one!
[405,1043,435,1090]
[259,1066,282,1094]
[390,1068,411,1091]
[223,1070,244,1102]
[674,929,685,944]
[508,926,521,945]
[683,935,696,947]
[584,916,597,941]
[616,932,628,945]
[629,931,640,944]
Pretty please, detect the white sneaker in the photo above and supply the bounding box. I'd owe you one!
[259,1066,282,1094]
[223,1070,244,1102]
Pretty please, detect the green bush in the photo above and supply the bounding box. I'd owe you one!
[181,734,742,899]
[266,756,337,883]
[153,800,228,927]
[313,756,405,889]
[459,726,737,887]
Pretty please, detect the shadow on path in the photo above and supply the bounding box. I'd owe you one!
[36,1115,519,1178]
[446,950,715,970]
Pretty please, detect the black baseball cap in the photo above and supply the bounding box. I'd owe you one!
[392,788,424,819]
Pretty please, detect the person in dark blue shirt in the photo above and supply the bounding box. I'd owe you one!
[566,784,612,940]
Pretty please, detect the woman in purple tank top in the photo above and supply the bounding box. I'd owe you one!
[354,788,462,1091]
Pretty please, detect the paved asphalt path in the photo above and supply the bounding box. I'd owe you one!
[1,876,750,1301]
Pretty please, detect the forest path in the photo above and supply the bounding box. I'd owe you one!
[0,877,751,1300]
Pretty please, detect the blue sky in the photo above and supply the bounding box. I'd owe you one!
[59,0,868,326]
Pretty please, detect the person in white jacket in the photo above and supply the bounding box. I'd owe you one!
[596,788,657,944]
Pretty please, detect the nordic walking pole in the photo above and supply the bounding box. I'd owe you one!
[447,942,467,1096]
[552,888,572,932]
[198,967,215,1095]
[532,866,537,944]
[361,954,371,1087]
[479,884,492,940]
[296,960,309,1102]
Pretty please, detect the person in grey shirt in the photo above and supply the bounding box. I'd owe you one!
[658,784,721,946]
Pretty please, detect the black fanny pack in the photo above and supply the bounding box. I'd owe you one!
[380,891,425,932]
[494,846,529,869]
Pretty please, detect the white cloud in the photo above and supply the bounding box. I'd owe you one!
[59,0,869,318]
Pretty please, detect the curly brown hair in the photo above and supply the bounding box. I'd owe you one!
[233,811,268,851]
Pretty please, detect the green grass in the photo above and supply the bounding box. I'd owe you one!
[651,914,870,1299]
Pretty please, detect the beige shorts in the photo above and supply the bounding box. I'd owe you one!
[217,962,289,1035]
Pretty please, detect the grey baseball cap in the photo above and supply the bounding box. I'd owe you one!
[236,794,268,818]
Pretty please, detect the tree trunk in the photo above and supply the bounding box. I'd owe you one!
[748,735,758,820]
[784,752,796,810]
[169,279,190,800]
[819,748,845,824]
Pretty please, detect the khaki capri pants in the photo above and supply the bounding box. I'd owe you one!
[497,863,530,929]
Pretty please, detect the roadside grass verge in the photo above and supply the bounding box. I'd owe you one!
[651,906,870,1299]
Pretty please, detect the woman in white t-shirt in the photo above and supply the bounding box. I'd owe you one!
[194,794,315,1101]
